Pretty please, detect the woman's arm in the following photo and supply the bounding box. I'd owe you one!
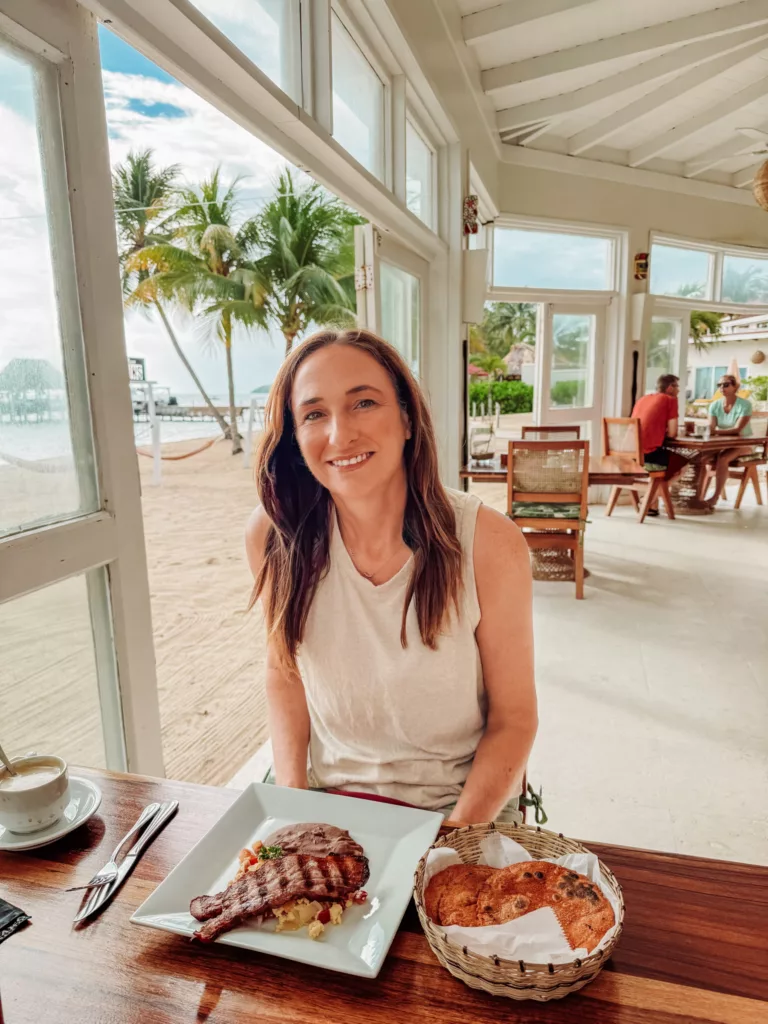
[246,507,310,789]
[451,505,537,824]
[713,415,750,436]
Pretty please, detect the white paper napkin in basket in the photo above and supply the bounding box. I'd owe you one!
[424,833,621,965]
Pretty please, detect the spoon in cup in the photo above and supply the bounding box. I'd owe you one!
[0,741,18,776]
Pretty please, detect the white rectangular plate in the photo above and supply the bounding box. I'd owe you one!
[131,784,442,977]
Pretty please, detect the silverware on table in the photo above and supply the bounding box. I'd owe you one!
[73,800,178,925]
[67,802,160,893]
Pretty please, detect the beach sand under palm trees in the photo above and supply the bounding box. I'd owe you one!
[1,438,269,786]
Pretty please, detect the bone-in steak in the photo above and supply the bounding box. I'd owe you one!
[190,853,369,942]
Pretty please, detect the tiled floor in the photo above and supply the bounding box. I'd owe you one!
[473,481,768,866]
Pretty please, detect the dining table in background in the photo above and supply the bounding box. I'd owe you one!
[462,438,761,514]
[665,435,760,513]
[1,767,766,1023]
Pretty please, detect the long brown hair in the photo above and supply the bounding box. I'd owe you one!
[252,328,463,666]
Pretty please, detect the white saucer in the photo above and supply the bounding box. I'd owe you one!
[0,776,102,851]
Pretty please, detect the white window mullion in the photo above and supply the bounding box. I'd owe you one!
[392,74,406,203]
[302,0,332,134]
[712,250,724,302]
[63,4,164,776]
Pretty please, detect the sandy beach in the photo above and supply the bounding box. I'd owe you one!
[1,435,268,787]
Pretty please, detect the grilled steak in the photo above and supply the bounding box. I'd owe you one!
[190,853,370,942]
[263,823,364,858]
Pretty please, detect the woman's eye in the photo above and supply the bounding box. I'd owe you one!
[303,410,324,422]
[356,398,377,410]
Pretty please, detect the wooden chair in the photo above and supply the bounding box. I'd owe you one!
[700,412,767,507]
[602,417,675,524]
[507,440,590,599]
[521,425,581,441]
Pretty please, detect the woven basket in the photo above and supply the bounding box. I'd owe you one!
[414,822,625,1001]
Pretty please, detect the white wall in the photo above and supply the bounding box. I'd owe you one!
[498,162,768,412]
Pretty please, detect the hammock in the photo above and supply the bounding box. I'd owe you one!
[135,436,221,460]
[0,450,72,474]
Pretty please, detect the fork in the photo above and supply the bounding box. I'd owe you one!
[66,802,161,893]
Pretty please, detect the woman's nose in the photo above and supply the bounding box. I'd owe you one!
[328,412,358,448]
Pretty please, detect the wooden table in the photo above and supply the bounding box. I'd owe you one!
[666,436,759,514]
[461,455,645,487]
[463,440,761,515]
[1,768,766,1023]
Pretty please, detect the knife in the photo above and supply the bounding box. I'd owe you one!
[74,800,179,925]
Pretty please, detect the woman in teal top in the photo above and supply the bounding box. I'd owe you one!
[705,375,753,506]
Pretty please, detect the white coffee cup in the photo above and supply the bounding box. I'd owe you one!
[0,754,70,835]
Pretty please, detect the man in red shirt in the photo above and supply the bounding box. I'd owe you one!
[631,374,685,515]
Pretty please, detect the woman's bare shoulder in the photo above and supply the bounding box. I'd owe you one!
[473,503,530,588]
[245,505,272,578]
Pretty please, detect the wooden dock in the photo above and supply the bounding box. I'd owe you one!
[133,405,245,423]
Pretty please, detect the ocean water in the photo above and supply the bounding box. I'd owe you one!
[0,393,258,468]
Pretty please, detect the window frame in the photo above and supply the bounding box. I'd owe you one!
[489,214,624,301]
[404,106,437,229]
[649,232,768,312]
[0,2,163,775]
[330,1,391,187]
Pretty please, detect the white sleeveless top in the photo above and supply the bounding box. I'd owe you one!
[296,488,485,811]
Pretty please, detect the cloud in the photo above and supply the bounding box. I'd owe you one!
[0,57,293,392]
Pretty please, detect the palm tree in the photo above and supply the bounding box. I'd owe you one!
[247,170,360,356]
[129,169,270,454]
[689,310,723,351]
[113,150,231,439]
[480,302,537,359]
[721,263,768,304]
[469,353,506,376]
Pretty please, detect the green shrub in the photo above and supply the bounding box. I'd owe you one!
[550,380,579,406]
[745,375,768,401]
[469,380,533,414]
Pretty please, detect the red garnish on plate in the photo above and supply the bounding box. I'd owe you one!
[316,908,331,925]
[352,890,368,905]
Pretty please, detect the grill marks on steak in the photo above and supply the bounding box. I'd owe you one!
[190,853,370,942]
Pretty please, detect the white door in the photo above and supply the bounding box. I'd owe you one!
[0,1,162,773]
[639,299,691,420]
[355,223,428,377]
[534,302,608,442]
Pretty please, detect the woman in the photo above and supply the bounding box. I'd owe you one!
[246,329,536,824]
[705,375,753,506]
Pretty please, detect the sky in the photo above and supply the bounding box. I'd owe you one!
[0,24,296,399]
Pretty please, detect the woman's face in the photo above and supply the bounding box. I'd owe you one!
[291,344,411,498]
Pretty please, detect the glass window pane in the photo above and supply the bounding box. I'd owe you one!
[0,44,97,538]
[649,245,711,299]
[380,262,420,373]
[0,573,107,768]
[493,228,613,290]
[406,119,432,226]
[186,0,300,102]
[721,254,768,305]
[645,318,680,394]
[332,14,385,180]
[550,313,595,408]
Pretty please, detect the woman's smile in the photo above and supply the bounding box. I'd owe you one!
[328,451,375,470]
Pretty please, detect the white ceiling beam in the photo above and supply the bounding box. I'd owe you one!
[494,28,761,134]
[481,0,768,93]
[568,35,768,155]
[463,0,596,46]
[628,77,768,166]
[500,143,758,206]
[733,162,763,188]
[684,135,766,177]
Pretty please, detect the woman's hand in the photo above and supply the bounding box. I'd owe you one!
[451,505,537,825]
[246,506,311,789]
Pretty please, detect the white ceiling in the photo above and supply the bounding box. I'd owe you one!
[457,0,768,190]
